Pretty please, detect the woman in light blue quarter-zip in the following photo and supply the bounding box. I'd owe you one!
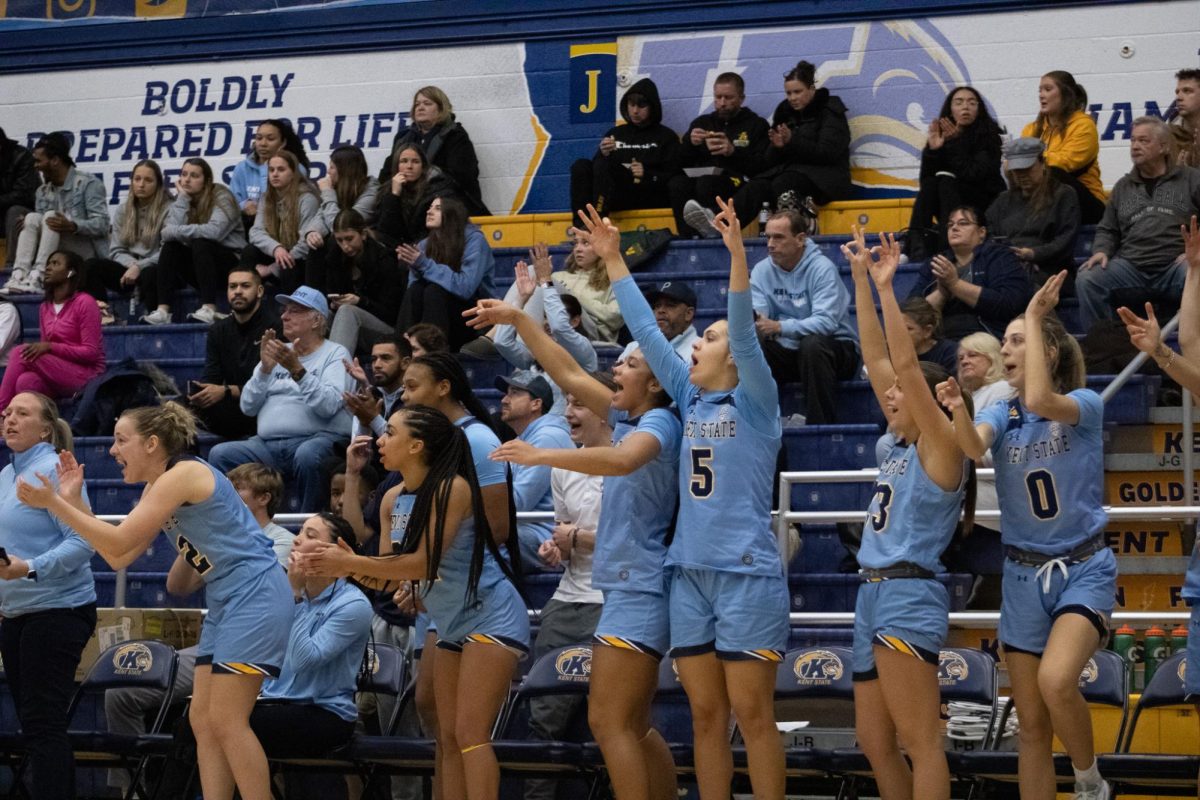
[0,391,96,800]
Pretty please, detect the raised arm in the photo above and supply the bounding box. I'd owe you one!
[843,227,895,413]
[491,433,662,477]
[936,377,994,461]
[1022,270,1080,424]
[340,436,376,547]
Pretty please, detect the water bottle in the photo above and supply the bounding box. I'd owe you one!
[1112,624,1137,671]
[1170,623,1188,654]
[128,288,139,323]
[757,202,770,236]
[1144,625,1167,687]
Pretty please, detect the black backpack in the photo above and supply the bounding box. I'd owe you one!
[70,358,167,436]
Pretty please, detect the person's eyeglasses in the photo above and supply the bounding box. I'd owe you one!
[946,220,978,230]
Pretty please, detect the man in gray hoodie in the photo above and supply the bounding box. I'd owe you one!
[1077,116,1200,330]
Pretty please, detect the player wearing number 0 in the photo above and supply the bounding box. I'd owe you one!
[576,200,788,797]
[845,229,974,800]
[466,285,680,800]
[940,270,1113,800]
[16,402,293,800]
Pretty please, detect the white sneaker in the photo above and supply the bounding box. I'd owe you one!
[23,272,42,294]
[1074,780,1111,800]
[683,200,719,238]
[0,270,27,294]
[187,307,229,324]
[141,308,172,325]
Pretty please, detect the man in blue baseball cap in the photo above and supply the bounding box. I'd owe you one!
[208,285,354,511]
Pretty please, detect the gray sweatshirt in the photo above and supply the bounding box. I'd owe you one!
[1092,164,1200,270]
[161,193,247,252]
[249,190,324,261]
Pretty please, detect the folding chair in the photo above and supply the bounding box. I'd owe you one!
[1097,650,1200,796]
[950,648,1128,797]
[830,647,998,799]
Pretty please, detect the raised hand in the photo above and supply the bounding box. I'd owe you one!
[259,328,280,373]
[840,225,874,281]
[345,357,368,388]
[711,196,744,251]
[15,473,56,510]
[513,260,536,305]
[1116,302,1163,355]
[56,451,85,503]
[530,243,553,282]
[1026,269,1067,319]
[866,231,900,289]
[936,376,965,413]
[576,204,622,263]
[489,438,541,466]
[345,435,373,475]
[463,298,522,330]
[1183,215,1200,272]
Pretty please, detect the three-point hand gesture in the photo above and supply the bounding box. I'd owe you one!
[867,232,902,290]
[841,225,874,282]
[1026,269,1067,320]
[711,196,743,253]
[576,205,622,263]
[464,299,522,331]
[935,376,966,414]
[1116,302,1163,356]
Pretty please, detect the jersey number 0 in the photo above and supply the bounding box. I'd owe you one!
[1024,469,1060,520]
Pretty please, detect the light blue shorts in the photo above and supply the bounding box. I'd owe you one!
[434,579,530,657]
[852,578,947,681]
[413,611,437,656]
[196,565,293,677]
[669,566,788,661]
[999,547,1116,657]
[594,587,670,660]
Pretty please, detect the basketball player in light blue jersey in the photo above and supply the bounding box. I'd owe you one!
[467,287,680,800]
[572,200,787,797]
[845,228,974,800]
[941,270,1113,800]
[303,405,526,800]
[18,402,293,800]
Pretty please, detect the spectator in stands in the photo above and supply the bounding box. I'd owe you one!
[208,286,352,512]
[495,370,574,568]
[376,144,456,249]
[304,145,379,293]
[241,151,323,294]
[379,87,489,215]
[1171,68,1200,168]
[0,251,104,412]
[82,159,171,325]
[229,119,311,231]
[396,196,495,351]
[1077,117,1200,331]
[909,206,1034,340]
[404,321,448,357]
[495,246,598,413]
[251,513,371,800]
[0,392,94,800]
[188,268,283,439]
[731,60,851,225]
[570,78,680,216]
[552,228,623,342]
[750,209,859,424]
[0,128,38,272]
[903,86,1006,260]
[901,297,958,374]
[619,279,700,363]
[318,210,405,358]
[3,133,109,295]
[142,157,247,326]
[327,459,378,527]
[344,336,411,449]
[674,72,770,237]
[1021,71,1106,224]
[522,387,610,800]
[0,296,19,367]
[985,137,1081,283]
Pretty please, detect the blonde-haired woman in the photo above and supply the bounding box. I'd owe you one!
[241,150,323,294]
[378,86,489,215]
[83,159,172,324]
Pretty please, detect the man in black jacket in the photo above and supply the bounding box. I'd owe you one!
[671,72,770,237]
[188,268,283,438]
[570,78,681,215]
[0,128,39,271]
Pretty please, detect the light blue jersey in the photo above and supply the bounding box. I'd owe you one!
[859,439,966,574]
[456,415,507,488]
[162,458,283,604]
[612,276,783,576]
[593,407,680,592]
[976,390,1107,554]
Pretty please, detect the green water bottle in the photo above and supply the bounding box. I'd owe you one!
[1112,624,1136,660]
[1170,624,1188,655]
[1144,625,1168,687]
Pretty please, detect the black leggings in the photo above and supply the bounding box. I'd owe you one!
[239,245,306,294]
[81,257,156,308]
[396,278,480,351]
[250,702,356,800]
[0,604,97,800]
[158,239,239,308]
[1049,168,1106,225]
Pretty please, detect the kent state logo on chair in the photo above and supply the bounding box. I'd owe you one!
[554,646,592,682]
[793,650,844,685]
[1178,656,1188,683]
[937,651,969,687]
[113,642,154,675]
[1078,657,1099,687]
[364,646,380,676]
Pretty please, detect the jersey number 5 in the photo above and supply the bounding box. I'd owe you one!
[869,484,894,532]
[689,447,715,498]
[176,534,213,575]
[1025,469,1060,521]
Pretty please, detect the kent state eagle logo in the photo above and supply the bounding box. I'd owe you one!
[364,645,381,676]
[937,650,969,686]
[1078,657,1099,686]
[555,646,592,683]
[1179,656,1188,684]
[793,650,844,685]
[113,642,154,675]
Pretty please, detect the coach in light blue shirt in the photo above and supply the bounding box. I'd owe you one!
[750,209,860,424]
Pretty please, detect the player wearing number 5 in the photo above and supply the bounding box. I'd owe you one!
[581,199,789,798]
[845,229,974,800]
[939,270,1113,800]
[16,402,293,800]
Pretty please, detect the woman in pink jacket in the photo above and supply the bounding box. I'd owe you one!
[0,250,105,411]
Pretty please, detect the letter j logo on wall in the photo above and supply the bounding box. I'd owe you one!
[569,42,617,123]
